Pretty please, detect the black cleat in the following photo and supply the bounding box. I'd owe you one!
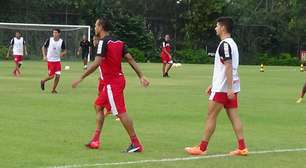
[40,80,45,91]
[125,144,143,153]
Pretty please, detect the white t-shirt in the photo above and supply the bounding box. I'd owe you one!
[10,37,25,56]
[44,37,66,62]
[211,37,240,93]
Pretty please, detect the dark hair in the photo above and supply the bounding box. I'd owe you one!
[52,28,61,33]
[16,31,21,34]
[216,17,233,33]
[97,17,112,31]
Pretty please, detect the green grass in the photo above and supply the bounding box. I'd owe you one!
[0,61,306,168]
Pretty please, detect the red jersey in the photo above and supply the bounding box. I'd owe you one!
[96,36,128,81]
[161,40,171,57]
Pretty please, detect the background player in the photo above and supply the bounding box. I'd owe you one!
[40,29,67,94]
[6,31,28,76]
[160,34,173,77]
[296,81,306,103]
[77,35,91,70]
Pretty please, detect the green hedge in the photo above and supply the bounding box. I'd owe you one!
[0,45,8,60]
[176,49,213,64]
[257,53,300,66]
[128,48,145,62]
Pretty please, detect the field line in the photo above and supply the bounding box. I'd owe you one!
[46,147,306,168]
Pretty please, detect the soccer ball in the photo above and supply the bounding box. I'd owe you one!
[64,65,70,70]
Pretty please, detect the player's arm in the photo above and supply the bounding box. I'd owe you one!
[220,42,234,99]
[124,52,150,87]
[60,40,67,57]
[77,42,82,55]
[42,39,49,61]
[72,56,101,88]
[24,41,28,56]
[6,45,12,58]
[6,39,13,58]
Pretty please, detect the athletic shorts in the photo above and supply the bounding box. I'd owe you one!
[97,79,111,112]
[47,61,61,77]
[209,92,238,109]
[13,55,23,64]
[161,54,173,64]
[82,51,89,59]
[95,76,126,115]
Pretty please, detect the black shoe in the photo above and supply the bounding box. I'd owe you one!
[40,80,45,91]
[125,144,143,153]
[165,72,170,78]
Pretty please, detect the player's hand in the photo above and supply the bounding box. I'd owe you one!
[43,56,47,61]
[77,51,80,56]
[72,79,82,88]
[227,89,235,100]
[205,85,212,95]
[60,53,65,57]
[140,76,150,88]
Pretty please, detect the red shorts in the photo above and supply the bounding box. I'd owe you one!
[47,61,61,76]
[97,79,111,112]
[161,54,173,64]
[209,92,238,109]
[13,55,23,64]
[95,76,126,115]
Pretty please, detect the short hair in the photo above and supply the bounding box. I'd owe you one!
[52,28,61,33]
[16,31,21,34]
[97,17,112,31]
[216,17,233,33]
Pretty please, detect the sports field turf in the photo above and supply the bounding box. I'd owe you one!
[0,61,305,168]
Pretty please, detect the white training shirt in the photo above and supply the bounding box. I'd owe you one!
[44,37,65,62]
[10,37,25,56]
[211,37,240,93]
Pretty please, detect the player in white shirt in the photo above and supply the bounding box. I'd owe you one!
[6,31,28,76]
[185,17,248,156]
[40,29,67,94]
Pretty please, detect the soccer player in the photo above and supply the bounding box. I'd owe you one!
[72,17,150,152]
[296,81,306,103]
[40,29,67,94]
[6,31,28,76]
[160,34,173,77]
[77,35,91,69]
[185,17,248,156]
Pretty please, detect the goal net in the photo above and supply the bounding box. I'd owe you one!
[0,22,91,61]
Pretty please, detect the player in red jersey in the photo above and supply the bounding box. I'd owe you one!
[6,31,28,76]
[160,34,173,77]
[72,17,150,153]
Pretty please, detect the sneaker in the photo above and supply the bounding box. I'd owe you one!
[229,148,248,156]
[296,98,303,103]
[40,80,45,91]
[184,146,207,155]
[126,144,143,153]
[85,141,100,149]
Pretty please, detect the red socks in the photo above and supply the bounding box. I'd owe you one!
[238,139,246,150]
[92,129,101,142]
[130,135,141,146]
[199,140,208,151]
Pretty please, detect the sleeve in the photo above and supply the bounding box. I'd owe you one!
[123,43,129,57]
[96,39,108,57]
[43,39,50,48]
[61,40,66,50]
[218,41,232,61]
[10,38,14,46]
[79,41,82,47]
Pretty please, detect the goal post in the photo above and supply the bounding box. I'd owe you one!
[0,22,91,61]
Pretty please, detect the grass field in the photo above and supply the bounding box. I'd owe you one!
[0,60,306,168]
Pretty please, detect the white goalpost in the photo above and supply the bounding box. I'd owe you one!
[0,22,91,61]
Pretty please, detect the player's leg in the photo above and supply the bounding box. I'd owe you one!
[226,108,248,156]
[51,74,60,93]
[86,104,105,149]
[185,100,223,155]
[117,112,143,152]
[165,61,173,77]
[162,63,167,77]
[297,82,306,103]
[82,53,88,69]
